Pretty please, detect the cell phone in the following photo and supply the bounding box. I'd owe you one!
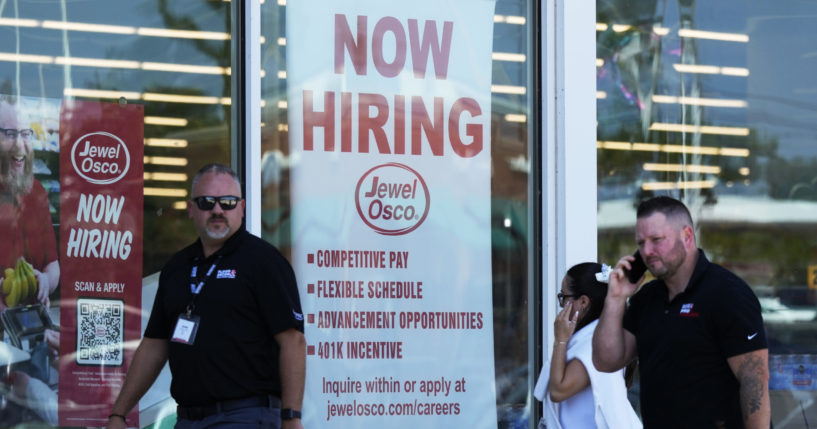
[625,250,647,283]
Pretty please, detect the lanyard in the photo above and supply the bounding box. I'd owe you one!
[187,255,222,316]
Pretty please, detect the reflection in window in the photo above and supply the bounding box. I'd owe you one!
[0,0,234,274]
[596,1,817,425]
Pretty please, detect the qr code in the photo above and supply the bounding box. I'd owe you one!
[76,298,124,366]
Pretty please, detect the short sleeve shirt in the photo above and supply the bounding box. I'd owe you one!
[623,250,767,429]
[144,229,304,406]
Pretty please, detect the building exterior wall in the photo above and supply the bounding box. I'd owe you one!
[0,0,815,427]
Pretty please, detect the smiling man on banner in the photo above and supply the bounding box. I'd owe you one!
[0,96,61,426]
[0,97,60,310]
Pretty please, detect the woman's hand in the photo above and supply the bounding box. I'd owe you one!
[554,301,580,344]
[549,300,591,402]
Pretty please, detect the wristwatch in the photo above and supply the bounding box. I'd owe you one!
[281,408,301,420]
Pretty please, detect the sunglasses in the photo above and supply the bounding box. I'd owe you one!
[557,292,578,306]
[0,128,34,139]
[192,195,241,211]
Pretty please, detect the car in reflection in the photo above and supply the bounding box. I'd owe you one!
[496,364,530,429]
[759,296,817,323]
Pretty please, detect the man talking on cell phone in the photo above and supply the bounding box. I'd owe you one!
[106,163,305,429]
[592,195,770,429]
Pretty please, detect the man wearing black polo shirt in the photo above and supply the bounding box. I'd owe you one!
[593,196,770,429]
[106,163,305,429]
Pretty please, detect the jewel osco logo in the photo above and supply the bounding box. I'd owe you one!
[355,163,430,236]
[71,132,130,185]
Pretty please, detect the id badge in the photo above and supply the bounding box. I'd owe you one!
[171,314,200,345]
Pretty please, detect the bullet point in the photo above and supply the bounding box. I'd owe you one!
[307,253,314,264]
[307,345,315,355]
[307,314,315,324]
[307,283,315,294]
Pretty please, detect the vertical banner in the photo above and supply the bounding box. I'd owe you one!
[287,1,497,427]
[58,100,144,427]
[0,95,62,427]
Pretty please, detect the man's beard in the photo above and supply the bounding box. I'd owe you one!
[204,215,232,240]
[0,153,34,198]
[652,237,687,280]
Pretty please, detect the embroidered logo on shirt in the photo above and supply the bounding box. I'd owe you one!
[293,310,304,321]
[216,269,236,279]
[747,332,758,340]
[679,303,699,317]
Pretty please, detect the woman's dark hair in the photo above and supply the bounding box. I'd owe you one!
[564,262,608,331]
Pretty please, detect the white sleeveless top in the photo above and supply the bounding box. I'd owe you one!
[533,319,642,429]
[559,383,595,427]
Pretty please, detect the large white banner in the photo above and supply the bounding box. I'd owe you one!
[287,1,497,427]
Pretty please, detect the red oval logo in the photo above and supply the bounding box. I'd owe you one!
[70,132,130,185]
[355,163,430,236]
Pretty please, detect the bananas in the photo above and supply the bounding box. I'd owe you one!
[2,258,39,307]
[2,268,13,295]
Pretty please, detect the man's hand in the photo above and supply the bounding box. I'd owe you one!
[44,329,59,350]
[609,255,643,300]
[35,260,59,307]
[592,253,641,373]
[34,269,51,307]
[44,328,59,366]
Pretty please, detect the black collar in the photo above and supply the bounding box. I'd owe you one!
[684,249,711,295]
[192,228,247,262]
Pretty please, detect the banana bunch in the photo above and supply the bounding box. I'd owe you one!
[3,258,38,307]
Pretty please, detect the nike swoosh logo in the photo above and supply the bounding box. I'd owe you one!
[747,333,758,340]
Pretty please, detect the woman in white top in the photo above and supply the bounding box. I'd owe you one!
[534,262,641,429]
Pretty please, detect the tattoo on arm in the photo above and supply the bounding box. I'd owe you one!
[736,354,765,415]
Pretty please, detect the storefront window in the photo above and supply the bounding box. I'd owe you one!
[596,1,817,425]
[261,0,536,427]
[0,0,234,274]
[0,0,233,426]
